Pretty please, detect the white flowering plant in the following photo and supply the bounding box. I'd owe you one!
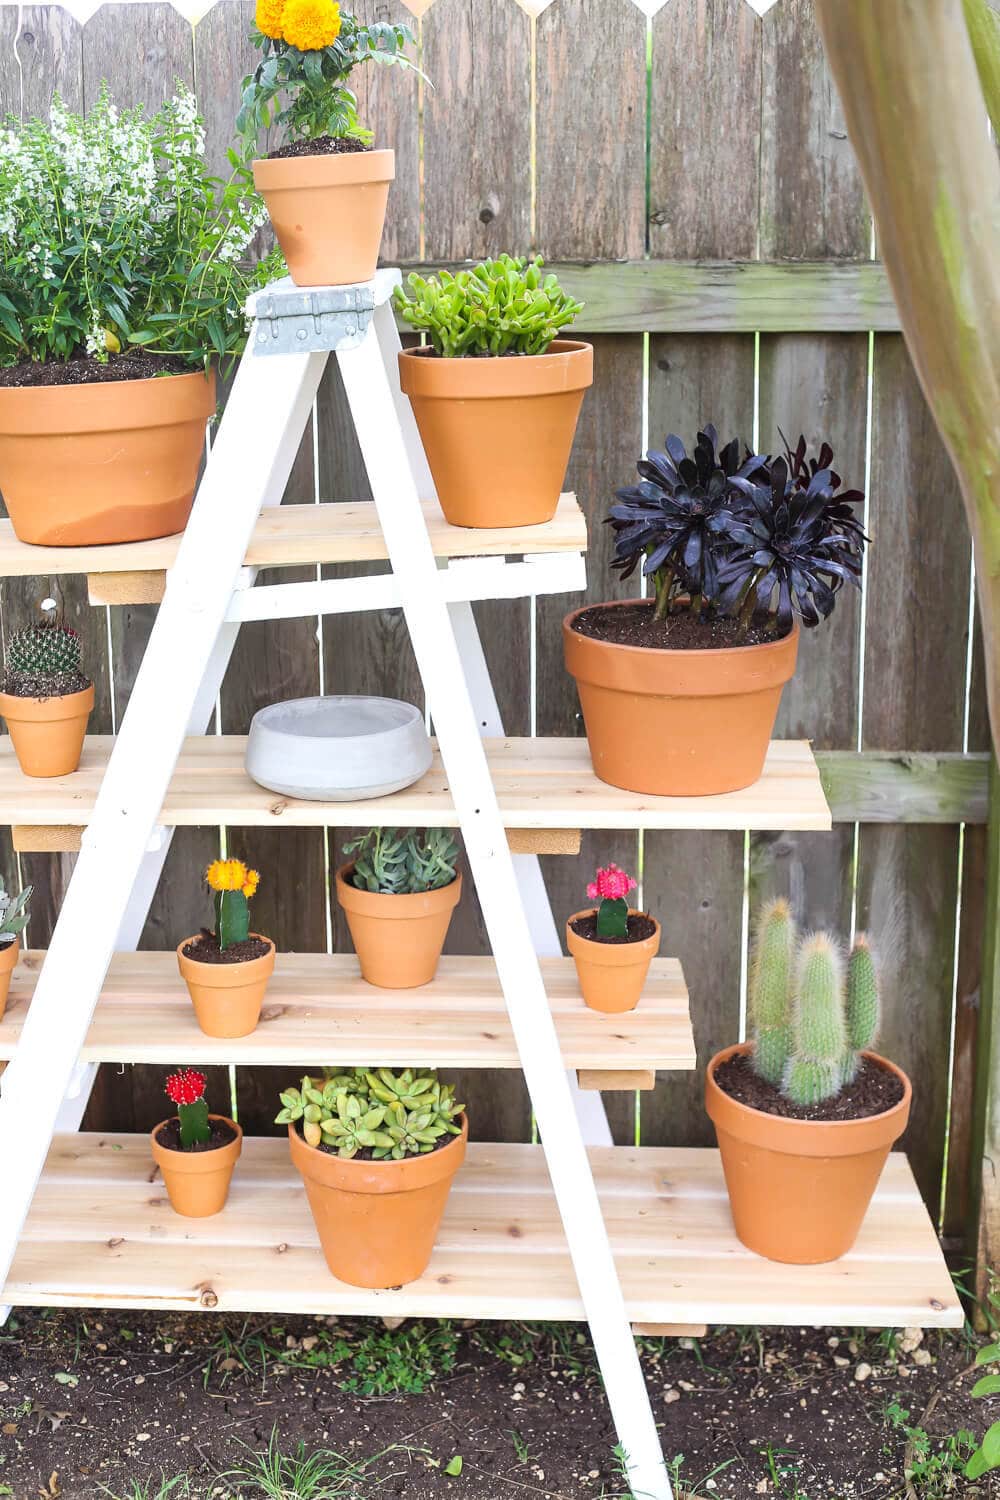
[0,84,283,373]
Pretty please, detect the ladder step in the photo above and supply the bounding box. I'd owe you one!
[0,737,832,836]
[4,1136,961,1329]
[0,952,694,1074]
[0,493,587,598]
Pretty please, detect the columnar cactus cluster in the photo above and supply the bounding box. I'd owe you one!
[5,623,85,690]
[749,899,881,1107]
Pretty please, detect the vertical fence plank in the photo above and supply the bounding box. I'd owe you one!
[857,336,970,1218]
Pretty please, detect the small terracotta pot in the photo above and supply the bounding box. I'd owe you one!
[705,1042,911,1264]
[253,148,395,287]
[177,934,276,1039]
[0,936,20,1022]
[151,1113,243,1218]
[335,862,461,989]
[289,1113,468,1287]
[563,600,799,797]
[566,909,660,1014]
[0,370,215,547]
[0,683,94,778]
[398,341,594,529]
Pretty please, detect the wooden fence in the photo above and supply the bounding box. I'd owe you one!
[0,0,989,1248]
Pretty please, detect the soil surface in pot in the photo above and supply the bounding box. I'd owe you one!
[267,135,373,160]
[0,351,191,389]
[1,670,91,699]
[181,930,271,964]
[569,912,657,945]
[571,600,791,652]
[714,1050,904,1123]
[298,1120,460,1164]
[154,1117,238,1153]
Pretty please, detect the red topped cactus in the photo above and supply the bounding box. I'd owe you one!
[586,863,637,939]
[165,1068,210,1148]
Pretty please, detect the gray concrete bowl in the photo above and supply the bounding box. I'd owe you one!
[245,695,432,801]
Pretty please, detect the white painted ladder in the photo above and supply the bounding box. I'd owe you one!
[0,270,673,1500]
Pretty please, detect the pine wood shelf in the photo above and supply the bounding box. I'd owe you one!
[3,1135,961,1328]
[0,736,832,838]
[0,493,586,599]
[0,951,694,1076]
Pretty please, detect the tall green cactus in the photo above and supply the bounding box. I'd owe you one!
[749,898,795,1087]
[784,935,848,1106]
[844,934,880,1084]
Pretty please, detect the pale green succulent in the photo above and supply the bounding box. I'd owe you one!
[276,1067,464,1160]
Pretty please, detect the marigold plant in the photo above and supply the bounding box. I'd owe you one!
[237,3,422,149]
[165,1068,211,1148]
[0,84,282,371]
[205,857,261,949]
[585,863,637,939]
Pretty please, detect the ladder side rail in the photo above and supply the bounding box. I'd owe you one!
[336,327,671,1500]
[0,347,328,1292]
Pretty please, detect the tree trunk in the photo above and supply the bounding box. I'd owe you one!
[814,0,1000,757]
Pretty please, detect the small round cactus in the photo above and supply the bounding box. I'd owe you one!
[4,622,88,696]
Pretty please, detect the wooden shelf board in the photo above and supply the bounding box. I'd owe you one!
[0,952,695,1073]
[0,493,586,582]
[4,1137,961,1328]
[0,736,832,834]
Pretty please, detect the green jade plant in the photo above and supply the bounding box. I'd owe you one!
[393,255,584,359]
[0,876,31,947]
[749,899,881,1106]
[344,827,458,895]
[4,623,87,695]
[276,1067,464,1159]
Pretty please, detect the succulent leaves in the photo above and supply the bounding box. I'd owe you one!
[393,256,583,359]
[276,1067,464,1160]
[0,876,31,945]
[345,827,459,896]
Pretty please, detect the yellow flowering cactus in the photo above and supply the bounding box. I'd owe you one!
[237,3,423,151]
[205,857,261,949]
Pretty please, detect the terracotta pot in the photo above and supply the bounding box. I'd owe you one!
[253,149,395,287]
[151,1113,243,1218]
[563,600,799,796]
[335,862,461,989]
[398,341,594,529]
[177,934,276,1039]
[0,370,215,547]
[0,936,20,1022]
[289,1113,468,1287]
[0,683,94,778]
[566,909,660,1014]
[705,1042,911,1264]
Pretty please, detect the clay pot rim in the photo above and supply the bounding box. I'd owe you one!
[401,338,592,365]
[564,599,799,663]
[0,935,20,970]
[399,339,593,398]
[253,146,395,187]
[566,908,661,957]
[706,1041,912,1148]
[0,366,214,399]
[150,1113,243,1172]
[288,1110,468,1194]
[0,682,95,719]
[335,861,462,917]
[177,932,275,966]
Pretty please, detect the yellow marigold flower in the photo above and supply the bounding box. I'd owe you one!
[281,0,341,52]
[206,858,249,893]
[256,0,285,39]
[242,869,261,900]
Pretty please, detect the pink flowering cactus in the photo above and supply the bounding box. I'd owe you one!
[587,863,637,938]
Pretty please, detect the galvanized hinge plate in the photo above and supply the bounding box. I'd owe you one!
[248,277,380,356]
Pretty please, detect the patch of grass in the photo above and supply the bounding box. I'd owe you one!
[884,1395,976,1497]
[206,1318,458,1396]
[97,1478,191,1500]
[471,1319,594,1374]
[219,1428,398,1499]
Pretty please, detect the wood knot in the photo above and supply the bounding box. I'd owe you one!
[106,1237,124,1250]
[930,1298,945,1311]
[268,798,288,818]
[436,1274,452,1285]
[507,1224,523,1239]
[275,1242,289,1255]
[199,1287,219,1309]
[478,191,500,225]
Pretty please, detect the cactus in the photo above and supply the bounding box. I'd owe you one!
[5,623,86,693]
[784,935,848,1106]
[586,863,638,939]
[165,1068,211,1148]
[844,934,881,1084]
[204,857,260,950]
[275,1067,464,1160]
[0,876,31,946]
[345,828,459,896]
[749,898,796,1086]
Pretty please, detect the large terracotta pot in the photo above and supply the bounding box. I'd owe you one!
[0,683,94,778]
[289,1113,468,1287]
[563,600,799,796]
[398,341,593,529]
[0,936,20,1022]
[151,1113,243,1218]
[177,934,276,1039]
[0,370,215,547]
[705,1042,911,1264]
[253,149,395,287]
[335,862,461,989]
[566,909,660,1014]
